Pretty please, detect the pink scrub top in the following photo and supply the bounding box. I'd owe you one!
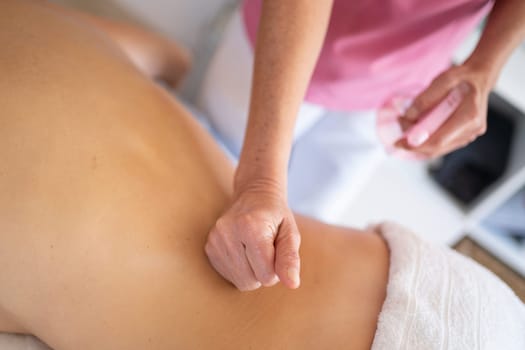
[242,0,494,110]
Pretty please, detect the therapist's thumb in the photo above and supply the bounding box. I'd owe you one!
[275,215,301,289]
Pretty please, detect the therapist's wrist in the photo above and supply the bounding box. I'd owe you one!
[235,148,288,196]
[463,45,510,91]
[234,154,287,197]
[234,169,286,199]
[462,61,497,91]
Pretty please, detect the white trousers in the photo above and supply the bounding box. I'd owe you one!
[197,10,385,224]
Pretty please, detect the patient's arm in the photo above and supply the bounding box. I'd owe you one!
[38,0,191,87]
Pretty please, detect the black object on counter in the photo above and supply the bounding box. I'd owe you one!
[429,97,515,205]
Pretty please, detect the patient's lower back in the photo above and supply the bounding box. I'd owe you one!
[0,2,388,349]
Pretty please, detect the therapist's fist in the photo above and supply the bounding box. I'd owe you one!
[205,188,301,291]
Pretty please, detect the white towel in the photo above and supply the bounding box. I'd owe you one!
[372,222,525,350]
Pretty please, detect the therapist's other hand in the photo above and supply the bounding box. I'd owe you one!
[397,63,494,158]
[205,184,301,291]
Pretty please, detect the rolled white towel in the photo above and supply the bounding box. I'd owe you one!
[372,222,525,350]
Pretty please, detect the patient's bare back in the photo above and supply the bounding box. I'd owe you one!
[0,1,388,349]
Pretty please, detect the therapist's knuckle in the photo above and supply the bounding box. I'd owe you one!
[255,266,276,286]
[259,272,277,286]
[232,279,246,291]
[227,267,241,285]
[244,215,277,241]
[472,114,483,129]
[232,270,259,290]
[254,255,271,270]
[222,239,239,259]
[477,122,487,136]
[252,229,274,246]
[237,213,260,231]
[214,217,230,236]
[204,240,214,256]
[207,229,221,244]
[471,110,486,131]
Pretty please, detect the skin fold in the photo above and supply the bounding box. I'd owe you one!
[0,1,389,349]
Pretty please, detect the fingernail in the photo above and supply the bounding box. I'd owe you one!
[287,267,300,288]
[407,131,429,147]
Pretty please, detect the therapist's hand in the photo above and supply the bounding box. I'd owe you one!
[205,183,301,291]
[397,63,494,158]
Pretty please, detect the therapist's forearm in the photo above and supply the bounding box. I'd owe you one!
[235,0,334,193]
[465,0,525,86]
